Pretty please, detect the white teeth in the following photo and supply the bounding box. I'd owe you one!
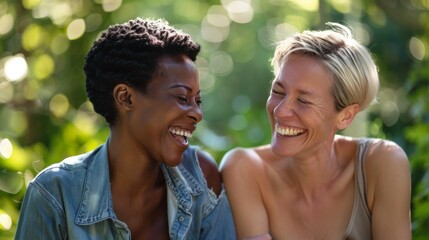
[275,125,304,136]
[170,128,192,138]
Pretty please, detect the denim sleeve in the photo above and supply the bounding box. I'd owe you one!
[14,182,66,240]
[200,190,236,240]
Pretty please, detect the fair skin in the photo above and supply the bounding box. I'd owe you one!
[221,54,411,239]
[108,55,222,239]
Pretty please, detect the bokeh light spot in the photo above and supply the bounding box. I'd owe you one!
[224,0,254,24]
[0,213,12,230]
[22,0,41,9]
[51,34,70,55]
[0,138,13,159]
[73,102,100,134]
[34,54,55,80]
[380,100,399,127]
[351,23,371,46]
[409,37,425,60]
[23,80,40,100]
[102,0,123,12]
[229,114,248,130]
[50,2,72,25]
[50,94,70,118]
[201,22,228,43]
[66,18,86,40]
[0,81,14,103]
[207,5,231,27]
[209,51,233,76]
[4,55,28,83]
[273,22,300,43]
[0,14,14,35]
[10,111,28,136]
[22,24,43,51]
[198,68,216,93]
[247,126,265,143]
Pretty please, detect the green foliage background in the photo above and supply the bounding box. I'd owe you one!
[0,0,428,238]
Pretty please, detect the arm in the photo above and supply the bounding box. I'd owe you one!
[366,140,411,240]
[15,182,65,240]
[196,149,222,196]
[220,148,271,239]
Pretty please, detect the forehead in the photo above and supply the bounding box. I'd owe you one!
[150,55,199,88]
[274,54,333,94]
[156,55,197,75]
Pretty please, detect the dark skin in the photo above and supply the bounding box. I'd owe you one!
[107,55,222,239]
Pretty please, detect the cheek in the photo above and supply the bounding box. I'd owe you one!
[294,105,313,116]
[266,97,277,124]
[266,97,274,114]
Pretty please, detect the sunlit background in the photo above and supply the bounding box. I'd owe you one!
[1,0,428,238]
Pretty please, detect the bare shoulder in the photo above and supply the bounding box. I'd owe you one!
[363,138,410,182]
[364,138,411,208]
[196,148,218,169]
[196,149,222,196]
[220,145,269,175]
[365,138,409,170]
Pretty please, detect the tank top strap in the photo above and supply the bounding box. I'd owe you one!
[355,138,372,214]
[344,138,373,239]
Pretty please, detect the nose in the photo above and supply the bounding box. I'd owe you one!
[188,102,203,123]
[273,97,295,118]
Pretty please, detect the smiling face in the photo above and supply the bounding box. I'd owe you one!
[266,53,346,158]
[125,55,202,166]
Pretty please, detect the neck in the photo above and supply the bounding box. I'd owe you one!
[107,133,164,196]
[285,142,343,202]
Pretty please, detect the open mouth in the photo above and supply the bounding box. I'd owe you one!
[275,125,306,136]
[169,127,193,145]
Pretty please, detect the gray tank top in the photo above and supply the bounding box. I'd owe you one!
[343,138,372,240]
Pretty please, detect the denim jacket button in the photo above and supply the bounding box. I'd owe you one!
[178,216,185,222]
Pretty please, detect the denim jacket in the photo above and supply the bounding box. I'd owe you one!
[15,143,236,239]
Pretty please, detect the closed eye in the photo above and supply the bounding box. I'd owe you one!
[298,98,310,104]
[176,96,187,104]
[272,89,285,95]
[176,95,202,107]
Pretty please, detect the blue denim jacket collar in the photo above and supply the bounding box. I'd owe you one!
[161,160,205,212]
[74,143,206,225]
[75,143,115,225]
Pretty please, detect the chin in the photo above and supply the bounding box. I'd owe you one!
[271,140,292,157]
[163,151,185,167]
[164,159,182,167]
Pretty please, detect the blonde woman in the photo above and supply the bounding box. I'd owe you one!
[221,23,411,240]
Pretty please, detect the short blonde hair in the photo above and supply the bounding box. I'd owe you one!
[271,23,379,111]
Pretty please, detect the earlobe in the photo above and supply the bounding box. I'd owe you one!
[113,84,133,110]
[337,103,359,130]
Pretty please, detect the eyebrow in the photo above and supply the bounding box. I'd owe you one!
[169,84,201,95]
[273,82,313,96]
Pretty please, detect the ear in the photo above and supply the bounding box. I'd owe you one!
[113,84,134,111]
[336,103,359,130]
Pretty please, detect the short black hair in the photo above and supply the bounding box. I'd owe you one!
[83,18,201,125]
